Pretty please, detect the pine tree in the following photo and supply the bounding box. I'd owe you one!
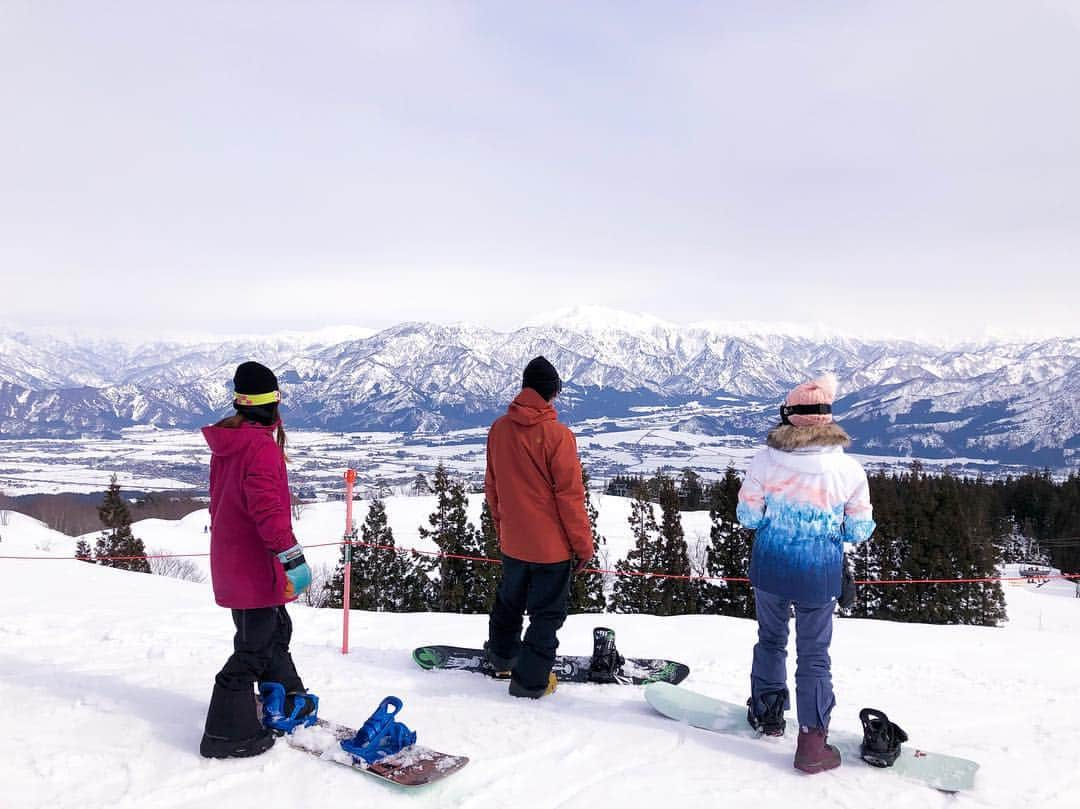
[419,463,482,612]
[466,500,501,613]
[569,467,607,613]
[398,549,437,612]
[679,468,706,511]
[326,498,398,611]
[609,484,661,613]
[74,539,93,563]
[95,475,151,573]
[703,463,755,617]
[654,473,698,615]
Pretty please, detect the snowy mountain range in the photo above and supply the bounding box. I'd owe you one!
[1,308,1077,468]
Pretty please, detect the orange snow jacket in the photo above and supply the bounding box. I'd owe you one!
[485,388,594,565]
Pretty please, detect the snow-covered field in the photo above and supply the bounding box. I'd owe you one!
[3,495,715,584]
[2,512,1079,809]
[0,419,1010,498]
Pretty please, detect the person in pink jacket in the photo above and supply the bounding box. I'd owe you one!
[199,361,314,759]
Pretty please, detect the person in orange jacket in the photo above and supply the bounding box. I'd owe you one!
[484,356,594,698]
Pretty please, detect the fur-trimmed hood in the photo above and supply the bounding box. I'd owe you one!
[766,422,851,451]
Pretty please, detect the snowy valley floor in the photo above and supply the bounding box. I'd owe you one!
[2,522,1079,808]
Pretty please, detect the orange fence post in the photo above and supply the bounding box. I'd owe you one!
[342,469,358,655]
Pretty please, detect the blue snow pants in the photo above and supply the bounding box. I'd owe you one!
[750,588,836,730]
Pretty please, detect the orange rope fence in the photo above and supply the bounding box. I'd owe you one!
[2,539,1076,586]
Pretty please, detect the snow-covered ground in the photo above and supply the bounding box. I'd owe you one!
[2,495,715,585]
[2,513,1079,809]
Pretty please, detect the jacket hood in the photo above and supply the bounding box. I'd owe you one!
[202,419,275,456]
[766,422,851,452]
[507,387,558,427]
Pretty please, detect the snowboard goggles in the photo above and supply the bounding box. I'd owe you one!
[234,390,282,406]
[779,403,832,424]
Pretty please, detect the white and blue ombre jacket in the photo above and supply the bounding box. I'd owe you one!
[736,423,876,605]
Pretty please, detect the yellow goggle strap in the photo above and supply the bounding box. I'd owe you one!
[234,390,281,406]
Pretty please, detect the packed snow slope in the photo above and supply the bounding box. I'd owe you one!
[2,514,1079,809]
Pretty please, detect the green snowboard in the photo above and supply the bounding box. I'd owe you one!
[644,682,978,793]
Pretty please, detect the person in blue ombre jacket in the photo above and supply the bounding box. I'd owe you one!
[736,373,875,774]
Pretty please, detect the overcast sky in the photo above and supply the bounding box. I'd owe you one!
[2,1,1078,339]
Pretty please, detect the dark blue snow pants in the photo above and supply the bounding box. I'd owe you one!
[750,588,836,730]
[487,554,572,692]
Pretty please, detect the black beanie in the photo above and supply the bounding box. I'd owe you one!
[522,356,562,401]
[233,361,280,425]
[234,361,279,396]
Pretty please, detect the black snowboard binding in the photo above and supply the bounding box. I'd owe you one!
[588,627,625,684]
[746,688,788,737]
[859,708,908,767]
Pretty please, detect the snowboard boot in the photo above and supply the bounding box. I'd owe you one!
[588,627,625,684]
[508,672,557,699]
[484,641,516,679]
[200,683,276,759]
[859,708,908,768]
[746,688,788,737]
[794,727,841,774]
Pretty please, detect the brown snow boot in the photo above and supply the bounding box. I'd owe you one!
[508,672,558,699]
[794,727,841,774]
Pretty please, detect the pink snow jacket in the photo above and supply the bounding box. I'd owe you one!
[202,419,298,609]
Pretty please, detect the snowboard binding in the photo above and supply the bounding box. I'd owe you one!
[588,627,625,684]
[259,682,319,735]
[340,696,417,765]
[746,688,788,737]
[859,708,909,768]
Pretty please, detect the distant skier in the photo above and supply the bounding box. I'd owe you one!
[736,373,876,774]
[199,361,314,758]
[484,356,594,698]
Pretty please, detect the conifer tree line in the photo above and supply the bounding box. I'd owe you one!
[844,467,1080,626]
[324,462,610,614]
[72,464,1078,628]
[608,466,752,618]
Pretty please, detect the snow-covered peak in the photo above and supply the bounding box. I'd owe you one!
[527,305,677,336]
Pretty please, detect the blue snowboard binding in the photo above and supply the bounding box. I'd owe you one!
[259,682,319,734]
[340,697,417,765]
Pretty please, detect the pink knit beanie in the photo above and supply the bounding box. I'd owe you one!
[781,372,838,427]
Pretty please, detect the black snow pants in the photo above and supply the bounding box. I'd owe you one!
[217,606,305,693]
[204,606,305,740]
[487,554,572,692]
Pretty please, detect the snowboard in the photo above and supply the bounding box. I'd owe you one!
[412,644,690,686]
[644,682,978,793]
[258,701,469,787]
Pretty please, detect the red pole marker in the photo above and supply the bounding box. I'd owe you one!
[342,469,358,655]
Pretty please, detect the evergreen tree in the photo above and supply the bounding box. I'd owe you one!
[326,498,413,611]
[466,500,501,613]
[95,475,151,573]
[568,467,607,613]
[419,463,484,612]
[398,549,437,612]
[679,468,706,511]
[654,473,698,614]
[74,539,93,563]
[609,484,661,613]
[703,463,755,617]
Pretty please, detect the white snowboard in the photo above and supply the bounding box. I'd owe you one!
[644,682,978,793]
